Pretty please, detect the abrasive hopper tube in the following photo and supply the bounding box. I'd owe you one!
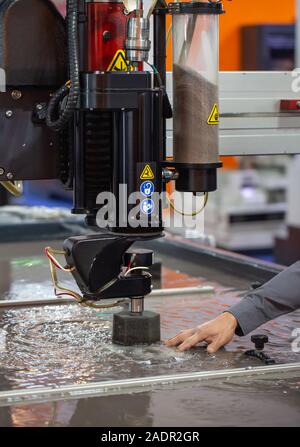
[171,2,223,192]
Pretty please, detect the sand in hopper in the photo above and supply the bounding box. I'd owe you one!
[173,64,219,165]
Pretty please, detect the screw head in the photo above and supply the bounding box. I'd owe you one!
[11,90,22,100]
[103,30,111,41]
[251,334,269,351]
[36,103,43,111]
[5,110,13,118]
[6,172,13,180]
[0,168,4,175]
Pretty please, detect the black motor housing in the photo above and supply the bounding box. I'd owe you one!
[72,71,164,236]
[0,0,67,183]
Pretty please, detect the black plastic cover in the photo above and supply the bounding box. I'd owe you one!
[0,0,67,181]
[169,2,224,15]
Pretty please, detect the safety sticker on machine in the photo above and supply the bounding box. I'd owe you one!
[107,50,133,72]
[207,103,219,125]
[140,198,155,215]
[140,181,155,197]
[140,164,155,180]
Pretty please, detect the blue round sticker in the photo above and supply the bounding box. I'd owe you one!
[140,181,154,197]
[141,199,155,215]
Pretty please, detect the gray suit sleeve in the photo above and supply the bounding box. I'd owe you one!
[227,261,300,336]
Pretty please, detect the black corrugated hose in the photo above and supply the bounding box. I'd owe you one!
[46,0,80,132]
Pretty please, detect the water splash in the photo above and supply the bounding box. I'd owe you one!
[0,261,299,392]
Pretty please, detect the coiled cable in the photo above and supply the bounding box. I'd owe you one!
[46,0,80,131]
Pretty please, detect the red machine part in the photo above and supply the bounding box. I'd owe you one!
[280,99,300,111]
[86,1,130,72]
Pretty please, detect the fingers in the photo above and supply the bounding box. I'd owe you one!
[177,328,208,352]
[165,328,195,347]
[206,337,223,354]
[165,313,236,353]
[206,331,234,354]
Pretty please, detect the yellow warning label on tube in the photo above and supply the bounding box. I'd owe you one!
[207,104,219,125]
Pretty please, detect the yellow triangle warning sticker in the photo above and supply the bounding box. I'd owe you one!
[107,50,133,72]
[207,104,219,125]
[140,164,155,180]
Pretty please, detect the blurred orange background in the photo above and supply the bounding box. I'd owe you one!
[219,0,295,71]
[166,0,296,71]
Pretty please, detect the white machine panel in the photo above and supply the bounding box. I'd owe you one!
[166,71,300,156]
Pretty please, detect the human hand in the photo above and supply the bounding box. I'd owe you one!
[165,312,238,353]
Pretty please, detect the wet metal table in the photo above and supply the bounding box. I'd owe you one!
[0,235,299,427]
